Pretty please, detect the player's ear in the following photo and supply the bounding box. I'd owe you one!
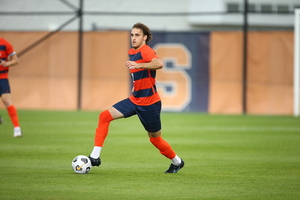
[143,34,147,42]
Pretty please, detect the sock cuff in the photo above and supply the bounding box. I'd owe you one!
[7,105,14,111]
[150,135,162,142]
[100,110,113,122]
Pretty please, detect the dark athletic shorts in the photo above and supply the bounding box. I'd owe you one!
[113,98,162,133]
[0,79,11,96]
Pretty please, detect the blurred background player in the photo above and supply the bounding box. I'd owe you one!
[89,22,184,173]
[0,37,22,137]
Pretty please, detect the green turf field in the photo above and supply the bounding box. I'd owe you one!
[0,110,299,200]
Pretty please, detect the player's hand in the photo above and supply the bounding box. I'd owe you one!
[125,61,138,69]
[0,60,8,67]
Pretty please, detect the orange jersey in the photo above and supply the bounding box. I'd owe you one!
[0,38,15,79]
[128,45,161,106]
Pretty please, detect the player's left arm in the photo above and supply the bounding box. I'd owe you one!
[0,53,19,67]
[125,58,163,70]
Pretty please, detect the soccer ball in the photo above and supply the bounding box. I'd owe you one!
[71,155,92,174]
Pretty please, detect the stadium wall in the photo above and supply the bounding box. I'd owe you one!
[0,31,130,111]
[0,31,294,115]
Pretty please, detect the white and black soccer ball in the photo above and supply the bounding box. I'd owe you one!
[71,155,92,174]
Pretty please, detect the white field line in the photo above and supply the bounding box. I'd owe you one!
[185,126,300,132]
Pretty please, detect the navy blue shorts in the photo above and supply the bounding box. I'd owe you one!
[113,98,162,133]
[0,79,11,96]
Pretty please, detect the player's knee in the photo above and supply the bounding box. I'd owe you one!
[148,130,161,138]
[3,100,12,108]
[99,110,113,122]
[1,94,12,107]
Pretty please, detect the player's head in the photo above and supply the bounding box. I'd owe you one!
[131,23,152,46]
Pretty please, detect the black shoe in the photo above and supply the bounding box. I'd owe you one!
[88,156,101,166]
[165,159,185,173]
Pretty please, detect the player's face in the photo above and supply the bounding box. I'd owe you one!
[131,28,147,49]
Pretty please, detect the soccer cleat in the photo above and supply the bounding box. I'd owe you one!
[13,129,22,138]
[165,159,185,173]
[0,115,3,124]
[88,155,101,166]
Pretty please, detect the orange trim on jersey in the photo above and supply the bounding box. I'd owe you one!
[129,93,161,106]
[0,73,8,79]
[132,77,155,90]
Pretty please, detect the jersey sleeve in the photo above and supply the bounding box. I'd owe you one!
[6,41,15,57]
[141,46,158,62]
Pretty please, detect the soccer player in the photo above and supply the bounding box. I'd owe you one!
[0,37,22,137]
[89,22,184,173]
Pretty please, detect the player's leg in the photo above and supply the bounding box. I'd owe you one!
[148,131,184,173]
[89,107,121,166]
[0,79,22,137]
[1,93,22,137]
[94,107,123,146]
[0,80,5,124]
[137,101,184,173]
[89,98,136,166]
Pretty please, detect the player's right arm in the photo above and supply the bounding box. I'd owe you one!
[125,58,163,70]
[0,53,19,67]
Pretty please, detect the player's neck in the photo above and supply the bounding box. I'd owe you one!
[133,43,146,51]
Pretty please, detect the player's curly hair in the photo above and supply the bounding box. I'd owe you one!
[132,22,152,45]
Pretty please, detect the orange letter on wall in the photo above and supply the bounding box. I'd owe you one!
[154,44,192,111]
